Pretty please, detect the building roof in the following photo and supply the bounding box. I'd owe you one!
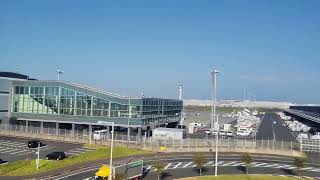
[0,72,36,80]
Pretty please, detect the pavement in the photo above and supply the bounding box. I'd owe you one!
[38,153,320,180]
[256,112,297,142]
[0,135,90,162]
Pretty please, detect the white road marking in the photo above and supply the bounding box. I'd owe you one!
[264,163,279,168]
[182,162,193,168]
[1,148,20,153]
[9,149,31,155]
[164,163,172,170]
[173,162,182,169]
[204,161,214,166]
[69,149,88,153]
[254,162,269,167]
[65,152,80,156]
[220,161,239,166]
[0,147,14,152]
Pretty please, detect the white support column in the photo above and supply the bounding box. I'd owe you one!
[128,98,132,118]
[90,96,93,116]
[43,86,46,113]
[40,121,44,134]
[89,124,93,145]
[74,93,77,115]
[106,125,110,140]
[138,127,142,142]
[57,86,61,115]
[25,120,29,132]
[127,127,131,142]
[56,122,59,136]
[71,124,75,137]
[108,101,111,117]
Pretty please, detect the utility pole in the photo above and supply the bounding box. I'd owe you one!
[57,69,63,81]
[211,67,219,176]
[36,142,40,170]
[178,85,184,129]
[215,115,219,176]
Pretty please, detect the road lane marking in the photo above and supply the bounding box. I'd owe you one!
[221,161,239,166]
[173,162,182,169]
[9,149,31,155]
[264,163,279,168]
[254,162,269,167]
[182,162,193,168]
[164,163,172,170]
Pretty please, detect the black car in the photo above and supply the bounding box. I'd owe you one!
[0,159,8,165]
[27,140,45,148]
[46,152,66,160]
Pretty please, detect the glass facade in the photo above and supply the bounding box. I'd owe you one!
[10,81,183,126]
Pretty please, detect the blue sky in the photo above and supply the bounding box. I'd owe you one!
[1,1,320,103]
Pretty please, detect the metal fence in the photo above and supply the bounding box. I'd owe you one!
[301,139,320,152]
[0,124,310,155]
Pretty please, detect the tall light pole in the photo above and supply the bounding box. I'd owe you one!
[178,85,184,129]
[109,122,114,180]
[211,68,219,176]
[215,114,219,176]
[57,69,64,81]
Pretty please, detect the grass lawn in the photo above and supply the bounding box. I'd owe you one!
[180,175,308,180]
[0,146,151,176]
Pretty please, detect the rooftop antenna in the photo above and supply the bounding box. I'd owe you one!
[57,69,64,81]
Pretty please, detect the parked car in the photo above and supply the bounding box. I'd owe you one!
[27,140,45,148]
[0,159,8,165]
[46,152,66,160]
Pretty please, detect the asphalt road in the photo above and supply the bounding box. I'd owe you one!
[42,154,320,180]
[0,135,91,162]
[256,113,297,142]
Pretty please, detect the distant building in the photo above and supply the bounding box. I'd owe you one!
[184,99,293,109]
[0,72,183,136]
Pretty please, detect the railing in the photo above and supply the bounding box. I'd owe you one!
[0,124,307,156]
[301,139,320,152]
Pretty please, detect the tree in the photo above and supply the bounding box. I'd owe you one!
[152,160,165,180]
[241,153,253,174]
[293,157,306,178]
[192,153,207,176]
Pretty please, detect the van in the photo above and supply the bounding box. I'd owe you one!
[93,130,109,140]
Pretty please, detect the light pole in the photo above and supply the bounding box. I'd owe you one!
[109,122,115,180]
[214,114,219,176]
[272,120,276,141]
[97,122,114,180]
[57,69,63,81]
[36,142,40,170]
[211,67,219,176]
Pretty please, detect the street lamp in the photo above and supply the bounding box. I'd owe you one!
[272,121,276,141]
[36,142,40,170]
[57,69,64,81]
[211,67,219,176]
[97,121,114,180]
[110,122,114,180]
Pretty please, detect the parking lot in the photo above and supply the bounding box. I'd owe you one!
[0,135,95,163]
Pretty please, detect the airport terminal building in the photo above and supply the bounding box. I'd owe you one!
[0,72,183,136]
[285,105,320,131]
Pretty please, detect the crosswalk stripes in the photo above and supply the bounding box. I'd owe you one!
[144,161,320,173]
[65,147,94,156]
[0,140,54,156]
[182,162,193,168]
[164,163,173,170]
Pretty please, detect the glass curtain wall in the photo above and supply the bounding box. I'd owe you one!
[12,85,138,118]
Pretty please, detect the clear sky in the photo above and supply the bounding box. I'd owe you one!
[1,1,320,103]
